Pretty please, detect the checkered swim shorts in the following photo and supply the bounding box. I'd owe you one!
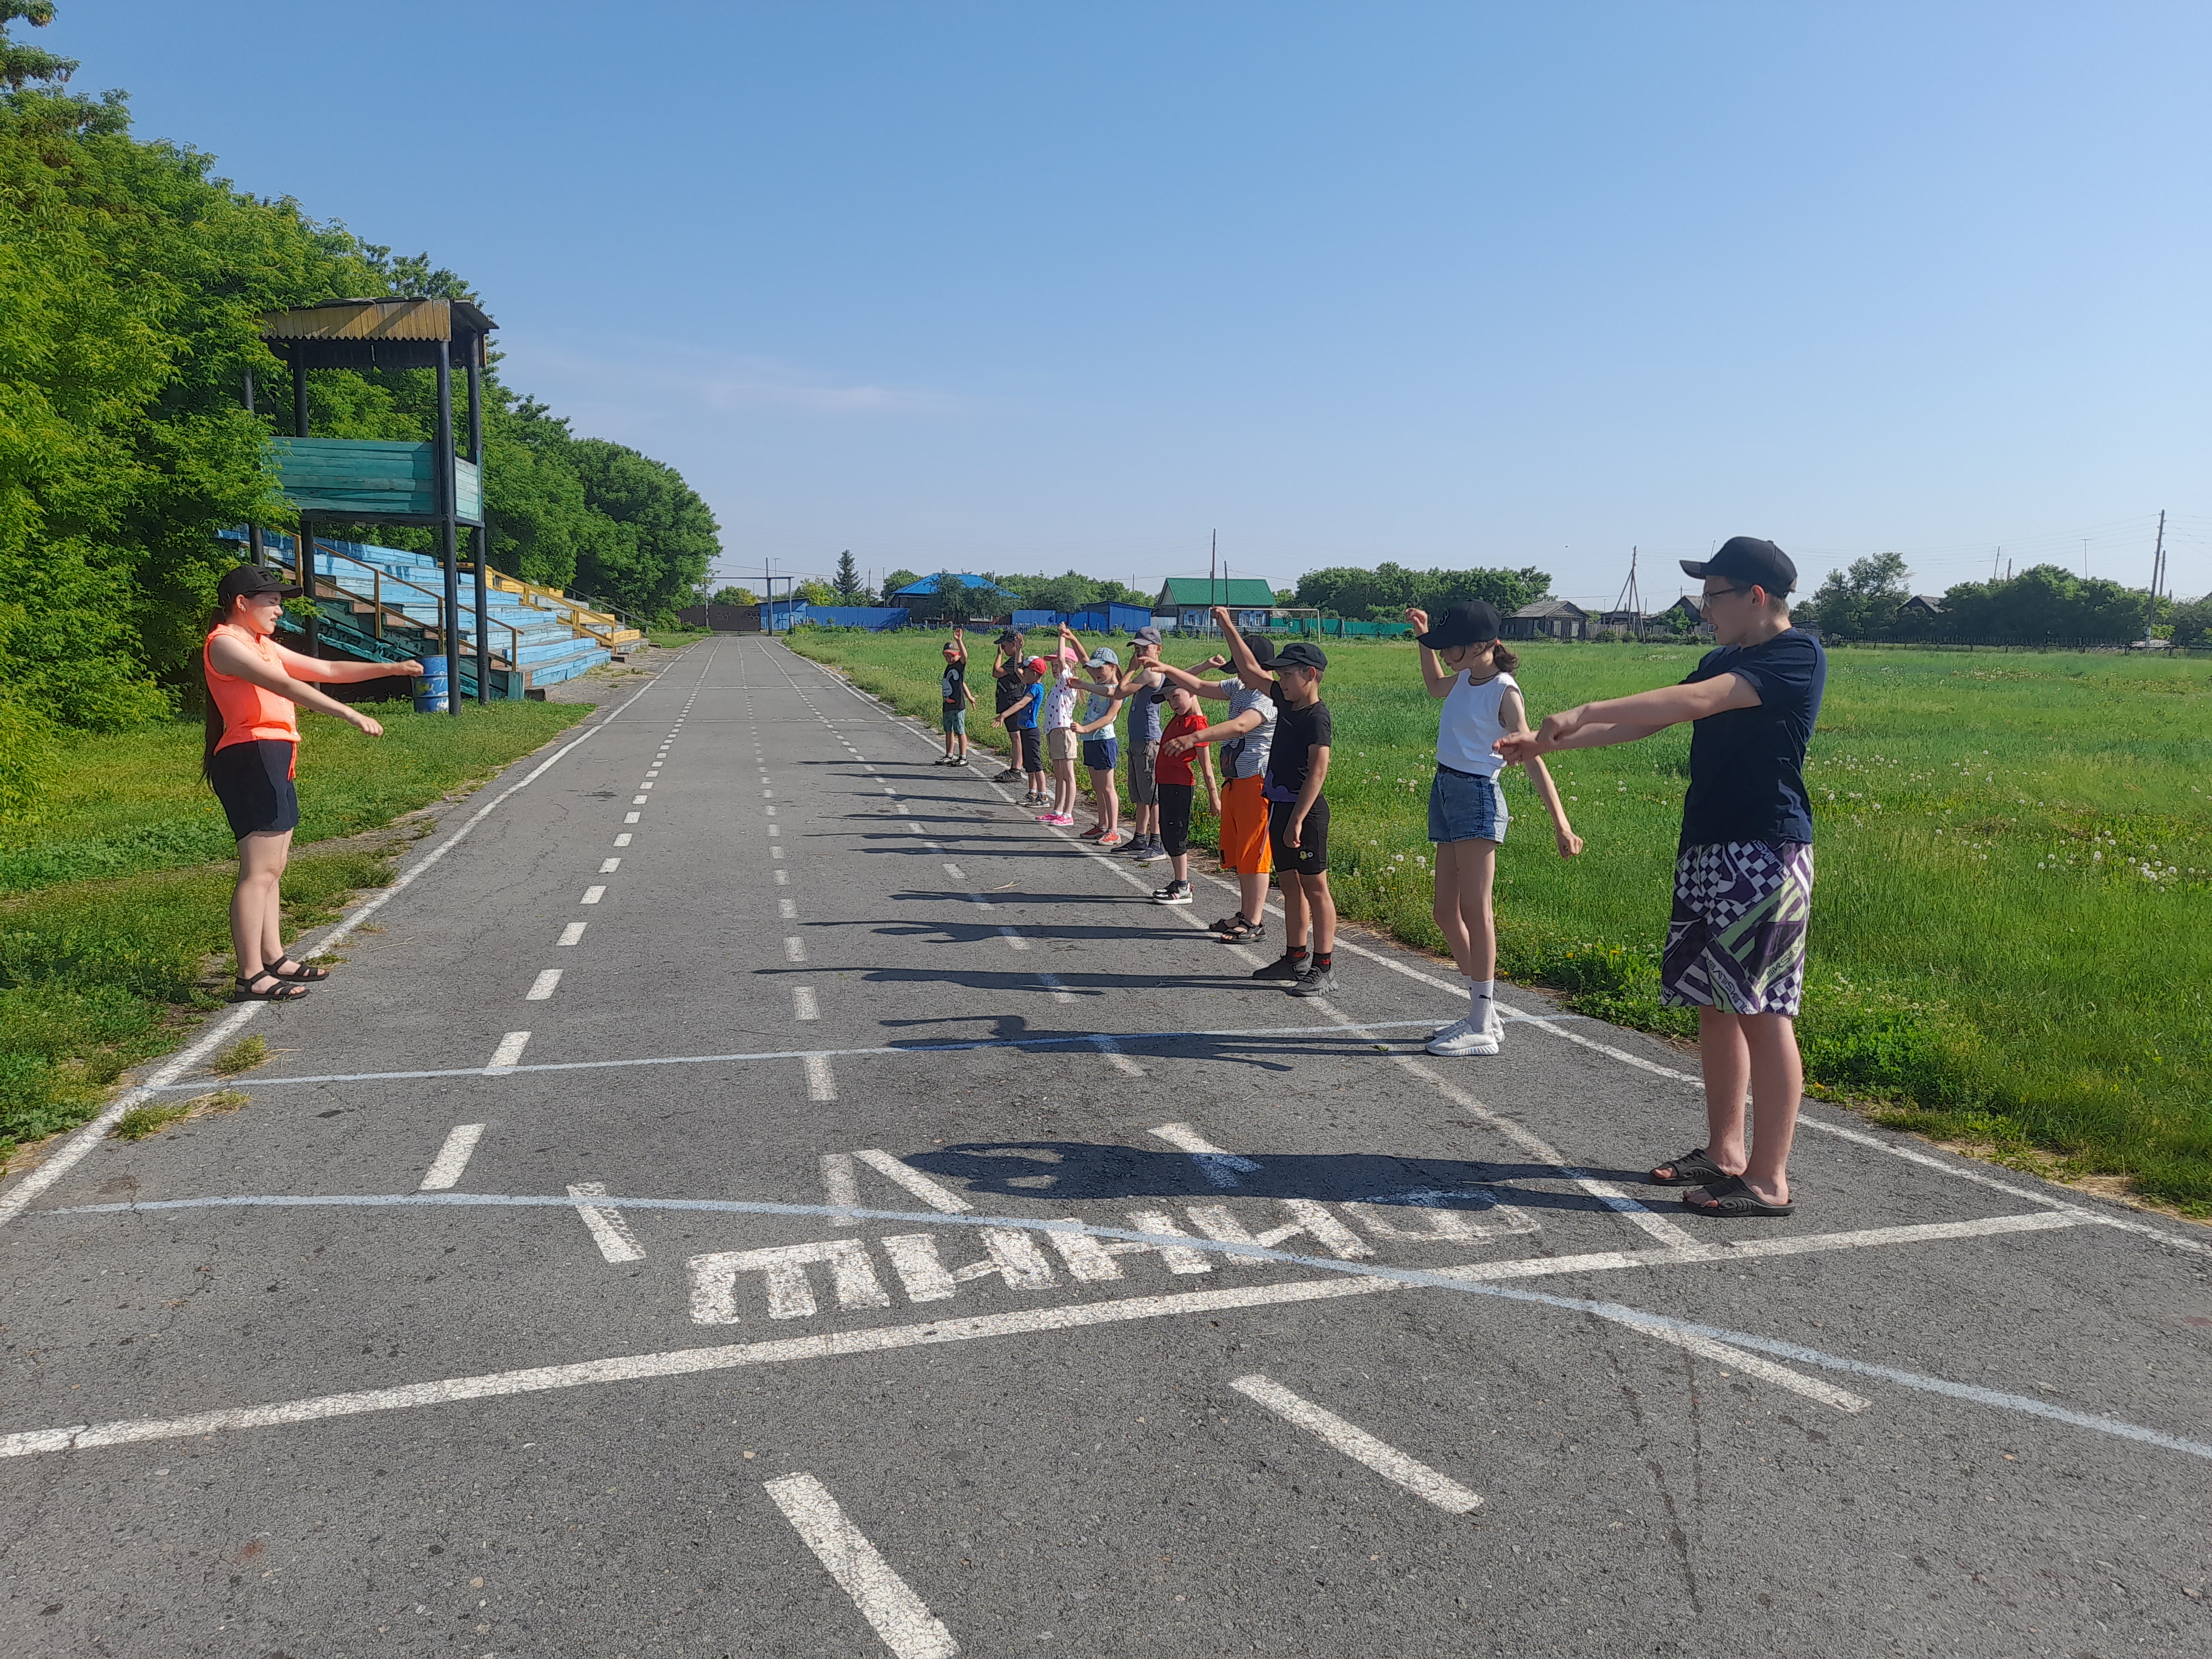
[1660,841,1814,1018]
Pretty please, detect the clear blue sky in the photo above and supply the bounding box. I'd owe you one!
[51,2,2212,604]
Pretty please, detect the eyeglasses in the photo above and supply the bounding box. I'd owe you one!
[1703,584,1750,601]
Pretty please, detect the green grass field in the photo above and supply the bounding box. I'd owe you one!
[0,701,592,1162]
[786,629,2212,1212]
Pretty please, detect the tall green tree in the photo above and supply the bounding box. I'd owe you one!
[1801,551,1912,643]
[565,439,719,623]
[831,550,868,602]
[0,2,72,93]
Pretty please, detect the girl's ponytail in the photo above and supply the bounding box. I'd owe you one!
[1489,641,1519,675]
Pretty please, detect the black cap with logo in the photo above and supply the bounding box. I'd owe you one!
[1274,641,1328,671]
[1678,537,1796,597]
[218,564,302,603]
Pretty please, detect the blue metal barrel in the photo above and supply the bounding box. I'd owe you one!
[413,655,450,714]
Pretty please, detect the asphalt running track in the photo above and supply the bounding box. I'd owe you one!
[3,635,2208,1658]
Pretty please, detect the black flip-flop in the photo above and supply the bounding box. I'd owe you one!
[1649,1147,1729,1187]
[1682,1175,1794,1218]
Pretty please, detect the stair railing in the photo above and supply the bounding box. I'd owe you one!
[276,539,526,670]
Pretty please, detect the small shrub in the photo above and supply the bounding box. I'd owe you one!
[114,1102,189,1140]
[211,1034,268,1075]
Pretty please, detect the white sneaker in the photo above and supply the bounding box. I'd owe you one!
[1426,1016,1501,1057]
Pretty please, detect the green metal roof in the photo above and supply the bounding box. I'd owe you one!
[1157,577,1279,607]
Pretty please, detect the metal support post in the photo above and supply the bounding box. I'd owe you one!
[468,340,491,702]
[436,340,461,716]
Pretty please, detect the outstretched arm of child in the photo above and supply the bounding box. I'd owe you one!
[1522,753,1583,857]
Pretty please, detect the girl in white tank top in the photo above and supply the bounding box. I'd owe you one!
[1404,603,1583,1057]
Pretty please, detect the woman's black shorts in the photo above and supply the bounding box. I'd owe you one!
[208,739,300,839]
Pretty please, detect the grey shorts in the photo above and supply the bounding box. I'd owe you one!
[1128,740,1161,805]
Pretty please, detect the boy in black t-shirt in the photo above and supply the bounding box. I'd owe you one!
[1498,537,1824,1220]
[936,628,977,765]
[1258,641,1338,997]
[988,629,1027,781]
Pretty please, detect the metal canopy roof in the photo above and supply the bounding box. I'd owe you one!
[260,298,496,369]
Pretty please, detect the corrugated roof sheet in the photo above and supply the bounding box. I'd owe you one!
[1157,577,1278,606]
[260,298,497,342]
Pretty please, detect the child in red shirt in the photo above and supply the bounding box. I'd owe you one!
[1150,684,1220,905]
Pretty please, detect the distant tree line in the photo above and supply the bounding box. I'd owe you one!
[1801,553,2201,646]
[0,7,719,808]
[1292,563,1553,621]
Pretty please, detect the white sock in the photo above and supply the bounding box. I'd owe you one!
[1468,979,1494,1022]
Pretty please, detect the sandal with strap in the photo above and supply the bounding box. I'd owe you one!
[235,970,310,1002]
[1649,1146,1730,1187]
[1215,914,1265,944]
[266,956,331,983]
[1682,1174,1794,1218]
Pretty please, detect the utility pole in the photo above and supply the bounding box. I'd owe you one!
[1612,546,1644,639]
[2147,510,2167,645]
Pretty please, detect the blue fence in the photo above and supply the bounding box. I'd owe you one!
[768,603,910,631]
[1010,603,1155,633]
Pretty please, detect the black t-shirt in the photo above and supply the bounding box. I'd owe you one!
[1265,698,1332,800]
[1678,628,1827,847]
[993,662,1026,714]
[941,661,966,706]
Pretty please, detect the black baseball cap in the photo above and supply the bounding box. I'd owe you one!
[1414,600,1501,651]
[1679,537,1796,596]
[1274,641,1328,671]
[218,564,301,602]
[995,628,1023,644]
[1240,634,1279,667]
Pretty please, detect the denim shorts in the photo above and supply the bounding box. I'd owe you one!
[1427,765,1507,844]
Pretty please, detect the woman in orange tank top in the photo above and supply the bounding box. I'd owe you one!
[204,564,421,1001]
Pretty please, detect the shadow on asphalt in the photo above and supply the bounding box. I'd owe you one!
[906,1141,1647,1218]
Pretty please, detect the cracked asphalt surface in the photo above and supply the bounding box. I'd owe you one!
[2,634,2207,1658]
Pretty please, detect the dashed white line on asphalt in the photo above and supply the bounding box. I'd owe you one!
[779,898,798,920]
[775,868,789,883]
[764,1473,959,1659]
[852,1149,975,1213]
[567,1182,646,1264]
[613,833,632,847]
[998,927,1030,952]
[624,811,640,823]
[942,863,966,881]
[794,986,820,1021]
[526,969,563,1001]
[1093,1036,1145,1076]
[804,1053,838,1102]
[581,885,606,904]
[765,805,776,816]
[631,794,648,804]
[1229,1374,1482,1513]
[558,922,587,947]
[640,781,655,790]
[419,1124,486,1191]
[771,846,785,859]
[785,936,807,962]
[486,1031,531,1072]
[599,858,621,874]
[1151,1123,1263,1187]
[1031,971,1075,1004]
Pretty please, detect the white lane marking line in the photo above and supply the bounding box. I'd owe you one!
[785,936,807,962]
[902,820,924,834]
[780,898,798,920]
[775,868,789,884]
[581,885,606,904]
[766,803,778,816]
[942,863,965,881]
[1151,1123,1263,1187]
[0,669,675,1230]
[853,1149,975,1212]
[794,985,821,1021]
[1627,1322,1869,1413]
[768,824,780,836]
[1031,971,1075,1004]
[169,1018,1474,1092]
[624,811,640,823]
[1229,1374,1481,1512]
[567,1182,646,1264]
[640,780,655,790]
[632,795,648,805]
[999,927,1029,952]
[771,846,785,859]
[558,922,587,947]
[821,1154,861,1225]
[486,1031,531,1073]
[9,1211,2153,1467]
[525,969,563,1001]
[764,789,774,798]
[804,1053,838,1101]
[763,1474,959,1659]
[613,833,632,847]
[599,858,621,873]
[1093,1035,1145,1076]
[419,1125,486,1191]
